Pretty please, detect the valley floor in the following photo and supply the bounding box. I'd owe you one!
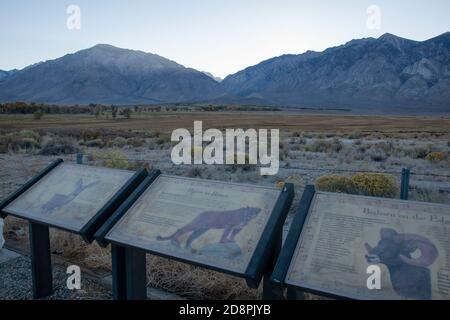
[0,110,449,299]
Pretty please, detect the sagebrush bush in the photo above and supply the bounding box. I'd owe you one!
[81,129,102,141]
[110,136,127,147]
[82,139,105,148]
[0,130,41,153]
[305,138,343,153]
[316,172,398,198]
[368,148,388,162]
[404,146,431,159]
[40,136,78,155]
[18,130,41,142]
[127,137,145,147]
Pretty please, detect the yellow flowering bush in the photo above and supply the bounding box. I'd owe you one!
[425,151,446,162]
[92,149,129,169]
[316,172,398,198]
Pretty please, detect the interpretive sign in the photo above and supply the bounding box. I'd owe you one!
[0,159,147,299]
[106,175,287,275]
[275,189,450,300]
[3,163,135,232]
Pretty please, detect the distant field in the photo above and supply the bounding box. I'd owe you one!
[1,112,449,133]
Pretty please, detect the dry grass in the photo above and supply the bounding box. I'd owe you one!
[1,112,449,133]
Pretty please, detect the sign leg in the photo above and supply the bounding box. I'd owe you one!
[125,247,147,300]
[287,288,306,300]
[29,221,53,299]
[262,232,283,300]
[111,244,127,300]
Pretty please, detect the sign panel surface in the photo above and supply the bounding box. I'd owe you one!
[4,164,133,232]
[106,175,281,274]
[286,192,450,300]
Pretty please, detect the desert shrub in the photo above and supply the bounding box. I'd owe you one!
[425,151,446,162]
[316,173,398,198]
[81,129,102,141]
[280,148,290,161]
[409,187,448,204]
[155,137,168,146]
[306,138,343,153]
[347,131,363,139]
[371,141,394,155]
[93,149,129,169]
[405,146,432,159]
[127,137,145,148]
[351,173,397,198]
[40,136,78,155]
[111,136,127,147]
[33,110,44,120]
[19,130,41,141]
[148,130,162,138]
[126,160,153,172]
[0,130,42,153]
[368,148,388,162]
[316,175,356,194]
[83,139,105,148]
[276,175,304,189]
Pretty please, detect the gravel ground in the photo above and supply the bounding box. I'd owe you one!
[0,255,111,300]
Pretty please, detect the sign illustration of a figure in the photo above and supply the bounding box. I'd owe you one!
[41,178,99,214]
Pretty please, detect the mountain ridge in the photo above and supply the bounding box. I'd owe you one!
[0,32,449,111]
[221,32,450,111]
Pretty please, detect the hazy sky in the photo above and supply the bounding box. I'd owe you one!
[1,0,449,78]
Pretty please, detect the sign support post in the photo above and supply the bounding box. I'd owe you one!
[125,247,147,300]
[400,168,410,200]
[111,244,127,300]
[29,221,53,299]
[273,185,316,300]
[262,232,283,299]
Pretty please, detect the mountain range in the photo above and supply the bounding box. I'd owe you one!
[0,32,449,112]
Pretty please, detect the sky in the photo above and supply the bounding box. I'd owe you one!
[1,0,450,78]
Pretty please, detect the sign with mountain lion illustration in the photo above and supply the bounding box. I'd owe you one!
[4,164,134,232]
[286,192,450,300]
[106,175,281,274]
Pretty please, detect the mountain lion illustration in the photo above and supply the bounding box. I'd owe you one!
[156,206,261,249]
